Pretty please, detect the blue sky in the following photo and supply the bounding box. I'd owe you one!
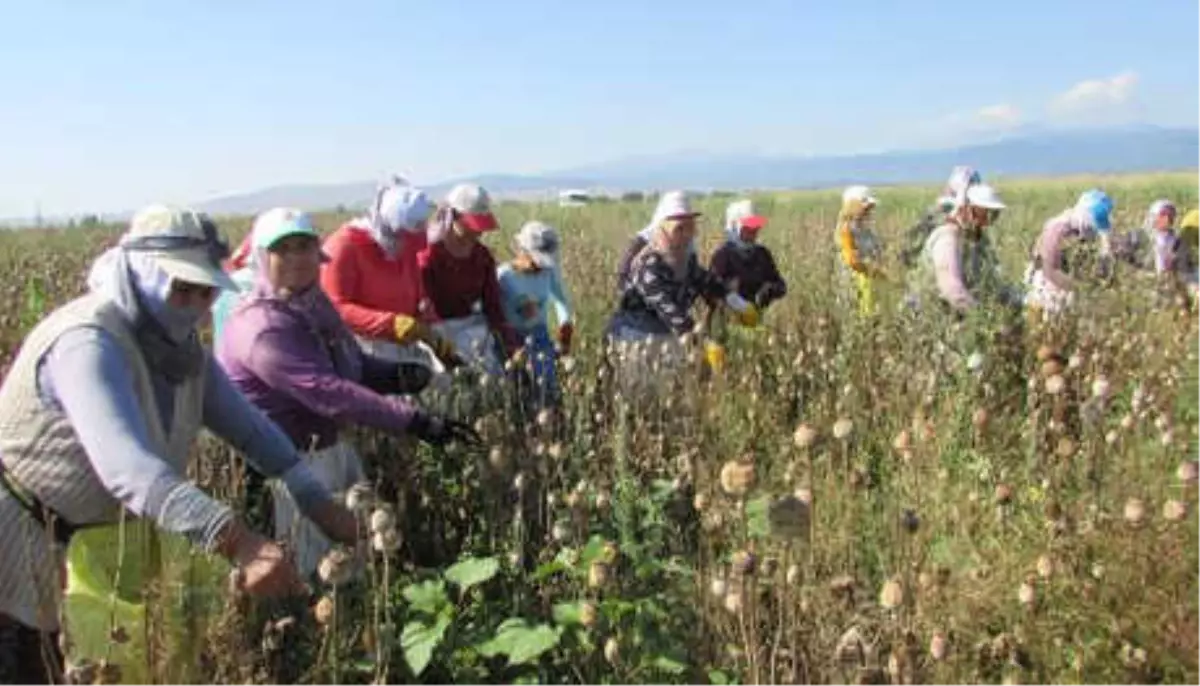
[0,0,1195,217]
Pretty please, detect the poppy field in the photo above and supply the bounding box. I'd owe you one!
[0,170,1196,684]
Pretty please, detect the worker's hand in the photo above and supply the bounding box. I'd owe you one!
[411,413,483,448]
[426,333,463,369]
[219,522,308,598]
[737,303,760,328]
[556,323,574,355]
[393,315,429,345]
[306,498,360,547]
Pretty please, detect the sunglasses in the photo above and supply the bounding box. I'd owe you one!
[121,213,231,268]
[172,281,217,301]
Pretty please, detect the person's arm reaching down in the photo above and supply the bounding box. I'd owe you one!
[41,327,234,552]
[201,361,356,545]
[1038,223,1076,292]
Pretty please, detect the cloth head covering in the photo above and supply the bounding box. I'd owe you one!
[85,204,233,384]
[1144,198,1177,232]
[363,176,433,258]
[937,166,982,211]
[723,199,766,248]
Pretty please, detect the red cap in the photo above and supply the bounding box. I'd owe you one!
[456,211,499,233]
[739,215,768,231]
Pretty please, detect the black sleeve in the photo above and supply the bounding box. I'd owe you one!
[690,255,728,302]
[617,236,649,292]
[759,248,788,304]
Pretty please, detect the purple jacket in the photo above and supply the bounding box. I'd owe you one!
[216,289,418,451]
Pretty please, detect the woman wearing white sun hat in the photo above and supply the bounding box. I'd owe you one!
[835,185,885,316]
[908,183,1011,314]
[606,191,757,391]
[900,166,984,268]
[0,205,360,683]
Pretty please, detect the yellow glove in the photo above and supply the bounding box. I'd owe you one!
[704,340,726,372]
[393,315,427,344]
[738,304,760,328]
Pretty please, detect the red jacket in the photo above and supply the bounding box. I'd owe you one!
[320,221,429,339]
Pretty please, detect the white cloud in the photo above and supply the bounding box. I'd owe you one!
[1050,71,1139,114]
[973,103,1023,127]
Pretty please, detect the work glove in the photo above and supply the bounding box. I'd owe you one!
[703,340,726,372]
[724,292,759,328]
[395,314,462,368]
[393,314,427,345]
[410,413,482,448]
[556,323,574,355]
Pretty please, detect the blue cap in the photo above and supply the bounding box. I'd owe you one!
[1076,189,1114,232]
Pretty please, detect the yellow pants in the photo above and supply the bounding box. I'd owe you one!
[854,272,876,317]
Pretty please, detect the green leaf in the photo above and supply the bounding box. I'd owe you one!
[708,669,734,685]
[578,535,608,567]
[477,619,562,666]
[649,654,688,675]
[401,614,451,677]
[533,559,570,581]
[402,579,449,615]
[444,556,500,592]
[744,494,771,538]
[551,601,584,626]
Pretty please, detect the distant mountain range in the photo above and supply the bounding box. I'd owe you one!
[6,125,1194,226]
[191,125,1197,216]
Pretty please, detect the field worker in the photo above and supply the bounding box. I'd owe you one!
[0,205,361,684]
[1179,209,1200,296]
[836,185,886,316]
[908,183,1010,314]
[606,191,757,386]
[320,178,459,385]
[496,221,575,407]
[1140,199,1179,274]
[216,209,481,577]
[1024,190,1115,317]
[212,215,283,345]
[900,166,983,267]
[617,192,699,294]
[419,183,519,375]
[709,199,788,311]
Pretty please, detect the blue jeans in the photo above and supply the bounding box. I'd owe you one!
[519,328,559,407]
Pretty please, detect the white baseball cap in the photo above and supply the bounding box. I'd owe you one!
[445,183,498,232]
[515,221,561,268]
[725,199,767,231]
[963,184,1005,210]
[120,204,237,290]
[842,185,877,206]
